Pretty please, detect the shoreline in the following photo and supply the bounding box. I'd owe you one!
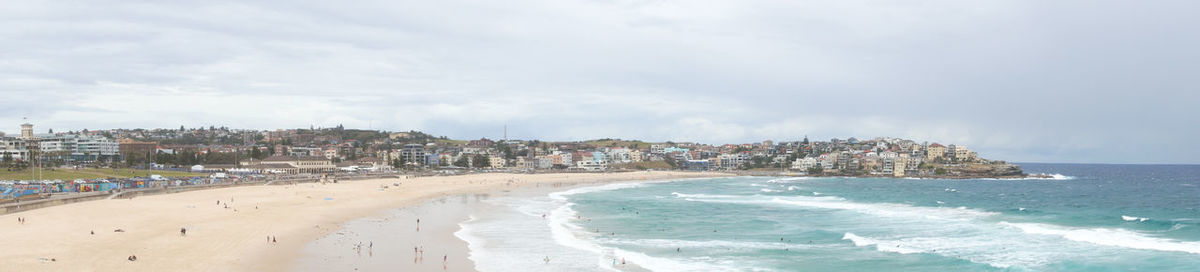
[0,171,727,271]
[295,176,701,272]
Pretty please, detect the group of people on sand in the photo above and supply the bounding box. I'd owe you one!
[16,216,25,224]
[412,246,449,269]
[268,235,278,244]
[353,241,373,257]
[413,246,425,263]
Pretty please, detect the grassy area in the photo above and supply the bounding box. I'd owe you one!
[434,138,467,146]
[581,139,658,149]
[0,168,206,180]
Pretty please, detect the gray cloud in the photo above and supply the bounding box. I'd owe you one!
[1,0,1197,164]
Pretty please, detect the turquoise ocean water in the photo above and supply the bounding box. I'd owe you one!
[458,164,1200,271]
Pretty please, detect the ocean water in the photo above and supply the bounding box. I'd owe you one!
[458,164,1200,271]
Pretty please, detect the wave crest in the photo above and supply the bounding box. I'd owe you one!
[1001,222,1200,255]
[1122,215,1150,222]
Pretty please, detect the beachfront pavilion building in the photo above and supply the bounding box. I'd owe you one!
[242,155,335,174]
[118,139,158,160]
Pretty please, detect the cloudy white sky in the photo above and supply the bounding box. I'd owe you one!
[1,0,1197,164]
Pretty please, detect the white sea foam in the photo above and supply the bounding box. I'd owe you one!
[1023,173,1075,180]
[842,233,924,254]
[680,193,999,220]
[599,238,804,251]
[769,196,999,220]
[610,247,736,272]
[549,182,746,271]
[760,188,781,193]
[550,182,647,201]
[453,216,486,270]
[458,195,614,272]
[766,177,810,183]
[671,192,738,199]
[1001,222,1200,255]
[457,179,692,272]
[840,231,1070,268]
[1122,215,1150,222]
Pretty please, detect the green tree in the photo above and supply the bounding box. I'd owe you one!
[453,156,470,168]
[472,154,490,168]
[663,155,678,169]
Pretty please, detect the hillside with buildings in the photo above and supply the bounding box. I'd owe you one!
[0,123,1025,179]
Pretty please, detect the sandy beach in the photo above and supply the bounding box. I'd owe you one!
[0,171,725,272]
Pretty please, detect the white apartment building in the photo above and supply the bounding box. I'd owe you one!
[72,135,119,161]
[575,160,607,171]
[0,137,29,161]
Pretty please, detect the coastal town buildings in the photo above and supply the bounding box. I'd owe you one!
[0,122,1005,178]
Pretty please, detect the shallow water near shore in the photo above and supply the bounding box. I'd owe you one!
[294,193,488,272]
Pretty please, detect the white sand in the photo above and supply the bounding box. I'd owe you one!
[0,171,726,271]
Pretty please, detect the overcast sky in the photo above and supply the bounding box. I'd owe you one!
[1,0,1197,164]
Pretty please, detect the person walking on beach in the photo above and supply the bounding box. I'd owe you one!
[180,227,187,236]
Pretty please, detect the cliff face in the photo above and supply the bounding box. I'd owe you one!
[943,163,1024,178]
